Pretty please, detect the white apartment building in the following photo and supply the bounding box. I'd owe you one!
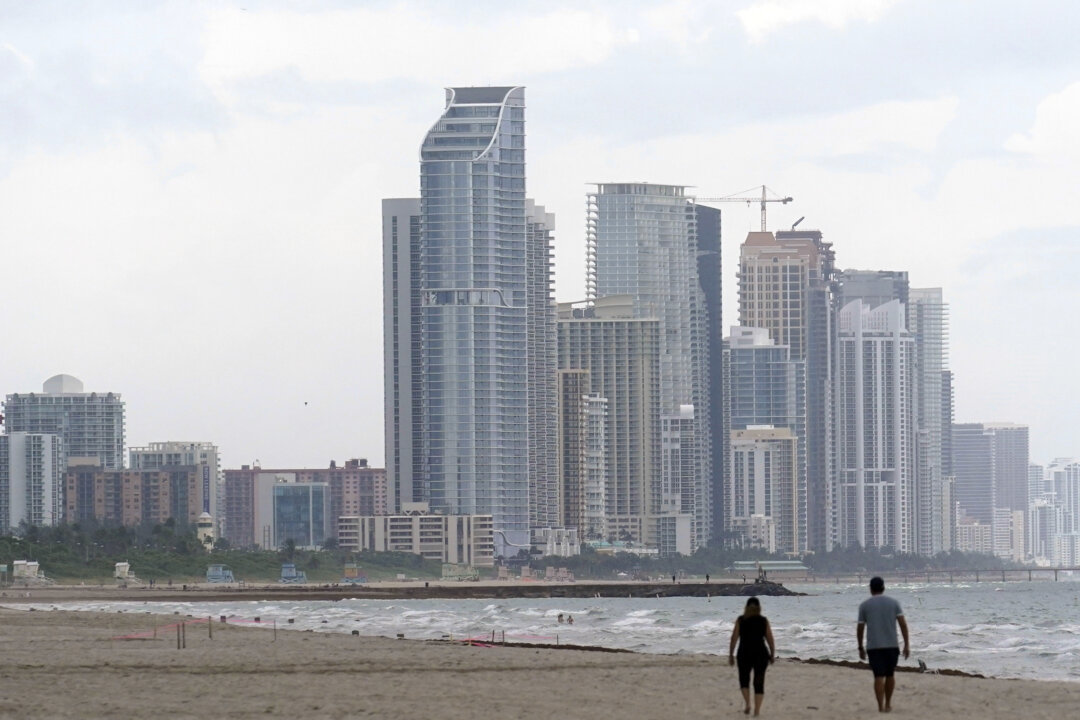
[955,518,994,554]
[834,299,916,552]
[338,503,494,567]
[3,375,125,470]
[0,433,64,532]
[991,508,1025,562]
[729,426,798,554]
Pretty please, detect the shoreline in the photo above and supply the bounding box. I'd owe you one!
[0,607,1074,719]
[0,600,1048,685]
[0,578,801,603]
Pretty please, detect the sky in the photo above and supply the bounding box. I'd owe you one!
[1,0,1078,467]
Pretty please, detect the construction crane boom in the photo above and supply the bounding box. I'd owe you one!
[696,185,793,232]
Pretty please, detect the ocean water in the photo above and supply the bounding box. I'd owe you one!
[15,579,1080,682]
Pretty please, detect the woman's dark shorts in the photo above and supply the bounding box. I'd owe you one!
[866,647,900,677]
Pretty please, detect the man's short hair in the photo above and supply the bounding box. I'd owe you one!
[869,576,885,593]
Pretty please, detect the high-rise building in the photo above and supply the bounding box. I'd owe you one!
[587,183,712,550]
[909,288,950,555]
[222,461,387,548]
[3,375,125,470]
[0,433,64,533]
[557,296,661,547]
[838,270,910,310]
[129,441,222,532]
[384,87,557,556]
[1029,463,1046,503]
[556,370,608,540]
[695,204,725,546]
[223,469,331,549]
[740,230,838,551]
[1046,458,1080,535]
[952,423,996,524]
[834,299,916,551]
[65,462,209,528]
[839,273,951,556]
[525,201,560,535]
[729,426,798,554]
[985,424,1030,514]
[382,197,422,515]
[723,327,806,552]
[951,423,1029,530]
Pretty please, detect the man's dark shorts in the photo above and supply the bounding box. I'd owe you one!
[866,648,900,677]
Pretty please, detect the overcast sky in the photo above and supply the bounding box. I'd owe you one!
[2,0,1077,467]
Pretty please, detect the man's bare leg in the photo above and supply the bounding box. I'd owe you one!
[884,676,896,712]
[753,693,764,716]
[740,687,751,714]
[874,677,886,712]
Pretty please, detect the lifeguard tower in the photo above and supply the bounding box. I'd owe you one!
[279,563,307,583]
[342,563,367,583]
[12,560,52,585]
[206,564,236,583]
[114,562,142,586]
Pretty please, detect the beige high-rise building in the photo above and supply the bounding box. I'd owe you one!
[738,230,837,551]
[557,296,661,547]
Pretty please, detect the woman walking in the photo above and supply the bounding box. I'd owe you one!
[728,596,776,716]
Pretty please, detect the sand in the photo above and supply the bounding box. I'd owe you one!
[0,606,1076,720]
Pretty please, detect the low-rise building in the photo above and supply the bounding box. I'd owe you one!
[338,503,494,567]
[223,459,387,547]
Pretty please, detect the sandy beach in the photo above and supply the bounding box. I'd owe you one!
[0,605,1076,720]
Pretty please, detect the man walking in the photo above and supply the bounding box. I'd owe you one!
[857,577,910,713]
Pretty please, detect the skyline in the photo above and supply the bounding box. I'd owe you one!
[2,1,1078,467]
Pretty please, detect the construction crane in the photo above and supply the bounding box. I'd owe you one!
[696,185,793,232]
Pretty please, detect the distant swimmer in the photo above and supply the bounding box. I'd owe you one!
[558,613,565,624]
[567,615,574,625]
[857,577,910,713]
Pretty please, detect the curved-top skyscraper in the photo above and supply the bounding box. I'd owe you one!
[417,86,530,554]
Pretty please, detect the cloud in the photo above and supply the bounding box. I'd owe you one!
[2,42,33,68]
[737,0,903,42]
[638,1,715,52]
[1004,81,1080,160]
[200,4,639,94]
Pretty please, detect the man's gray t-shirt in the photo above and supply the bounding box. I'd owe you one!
[858,595,904,650]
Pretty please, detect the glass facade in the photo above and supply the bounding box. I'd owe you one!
[586,183,713,550]
[272,483,330,549]
[419,87,530,553]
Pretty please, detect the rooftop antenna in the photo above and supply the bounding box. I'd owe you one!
[791,216,805,230]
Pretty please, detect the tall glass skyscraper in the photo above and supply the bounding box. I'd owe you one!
[586,183,713,550]
[383,86,557,556]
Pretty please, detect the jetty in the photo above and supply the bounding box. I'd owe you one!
[0,579,803,603]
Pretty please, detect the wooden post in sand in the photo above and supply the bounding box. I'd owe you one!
[176,623,181,650]
[208,617,213,640]
[182,622,186,649]
[273,620,277,642]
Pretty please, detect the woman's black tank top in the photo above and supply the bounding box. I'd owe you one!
[737,614,769,659]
